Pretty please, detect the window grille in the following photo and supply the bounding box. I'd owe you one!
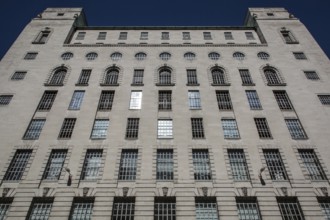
[76,32,86,40]
[236,197,261,220]
[245,32,255,40]
[267,12,274,16]
[257,52,270,60]
[263,149,288,181]
[35,31,50,43]
[69,197,94,220]
[193,150,211,180]
[228,149,250,181]
[254,118,272,139]
[318,198,330,220]
[49,68,66,85]
[216,91,232,110]
[24,119,46,139]
[112,197,135,220]
[159,69,172,85]
[0,95,13,105]
[119,32,127,40]
[157,149,173,180]
[86,52,98,61]
[154,197,176,220]
[208,52,220,60]
[233,52,245,60]
[77,69,91,85]
[273,91,293,110]
[129,91,142,109]
[191,118,205,139]
[195,197,218,220]
[97,32,107,40]
[81,150,102,180]
[104,69,119,85]
[264,68,283,85]
[158,119,173,139]
[90,119,109,139]
[239,69,254,85]
[277,197,305,220]
[43,149,67,180]
[135,52,147,61]
[0,198,12,220]
[61,52,73,60]
[293,52,307,60]
[285,119,307,139]
[27,198,53,220]
[98,91,115,110]
[161,32,169,40]
[183,32,190,40]
[187,69,198,85]
[132,69,144,85]
[203,32,212,40]
[221,119,240,139]
[188,91,201,109]
[140,32,148,40]
[246,90,262,110]
[298,149,326,180]
[110,52,122,61]
[224,32,233,40]
[158,91,172,110]
[159,52,171,61]
[24,52,38,60]
[318,95,330,105]
[281,30,298,43]
[119,150,138,180]
[58,118,76,139]
[211,69,226,85]
[304,71,319,80]
[69,91,85,110]
[11,71,27,80]
[125,118,139,139]
[184,52,196,61]
[4,150,32,181]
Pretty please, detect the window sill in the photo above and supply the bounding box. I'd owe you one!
[44,83,64,86]
[32,42,45,44]
[259,137,273,140]
[292,137,308,140]
[100,83,119,86]
[286,42,299,44]
[224,137,241,140]
[186,83,200,86]
[90,137,107,140]
[97,109,111,111]
[131,83,144,86]
[267,83,286,86]
[219,109,233,111]
[125,138,138,140]
[242,83,255,86]
[157,137,174,139]
[156,83,175,86]
[158,109,172,111]
[22,138,38,140]
[75,83,89,86]
[212,83,231,86]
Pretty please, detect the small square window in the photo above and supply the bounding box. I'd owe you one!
[318,95,330,105]
[119,32,127,40]
[304,71,319,80]
[97,32,107,40]
[183,32,190,40]
[158,119,173,138]
[11,71,27,80]
[76,32,86,40]
[140,32,148,40]
[24,52,38,60]
[161,32,169,40]
[203,32,212,40]
[245,32,255,40]
[0,95,13,105]
[293,52,307,60]
[224,32,233,40]
[91,119,109,139]
[34,30,50,44]
[57,13,64,16]
[267,12,274,16]
[125,118,139,139]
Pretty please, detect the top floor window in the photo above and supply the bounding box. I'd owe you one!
[34,30,51,44]
[245,32,255,40]
[119,32,127,40]
[264,68,284,85]
[24,52,38,60]
[110,52,122,61]
[86,52,98,61]
[48,68,67,85]
[224,32,233,40]
[159,52,171,61]
[76,32,86,40]
[257,52,270,60]
[61,52,73,61]
[183,32,191,40]
[97,32,107,40]
[281,30,298,44]
[0,95,13,106]
[293,52,307,60]
[184,52,196,61]
[233,52,245,60]
[209,52,220,61]
[135,52,147,61]
[203,32,212,40]
[161,32,169,40]
[140,32,148,40]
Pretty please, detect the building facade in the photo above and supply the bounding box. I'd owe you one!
[0,7,329,220]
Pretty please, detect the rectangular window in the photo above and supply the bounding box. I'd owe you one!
[11,71,27,80]
[293,52,307,60]
[34,31,50,43]
[221,119,240,139]
[277,197,305,220]
[183,32,191,40]
[140,32,148,40]
[239,69,254,85]
[24,52,38,60]
[70,197,94,220]
[285,118,307,139]
[69,91,84,110]
[298,149,326,180]
[157,149,173,180]
[129,91,142,109]
[157,119,173,139]
[24,119,46,140]
[98,91,115,110]
[154,197,176,220]
[245,32,255,40]
[246,90,262,110]
[0,95,13,106]
[236,197,261,220]
[318,95,330,105]
[81,150,102,180]
[112,197,135,220]
[273,91,293,110]
[187,69,198,85]
[203,32,212,40]
[188,90,201,109]
[191,118,205,139]
[254,118,272,139]
[0,198,13,220]
[224,32,233,40]
[304,71,319,80]
[263,149,288,181]
[77,69,91,85]
[58,118,76,139]
[119,150,138,180]
[132,69,144,85]
[91,119,109,139]
[4,150,32,181]
[318,198,330,220]
[97,32,107,40]
[161,32,169,40]
[228,149,250,181]
[281,30,298,43]
[37,91,57,111]
[119,32,127,40]
[76,32,86,40]
[195,197,218,220]
[125,118,139,139]
[27,198,53,220]
[193,149,211,180]
[158,91,172,110]
[216,91,232,110]
[43,149,67,180]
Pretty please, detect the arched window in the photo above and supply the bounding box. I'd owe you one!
[61,52,73,60]
[184,52,196,61]
[264,68,283,85]
[257,52,270,60]
[159,68,172,85]
[135,52,147,61]
[211,68,226,85]
[159,52,171,61]
[233,52,245,60]
[86,52,98,61]
[104,69,119,85]
[208,52,220,60]
[110,52,122,61]
[49,68,67,85]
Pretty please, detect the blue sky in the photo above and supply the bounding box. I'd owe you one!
[0,0,329,59]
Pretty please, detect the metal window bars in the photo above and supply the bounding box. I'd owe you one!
[24,119,46,140]
[58,118,76,139]
[69,197,94,220]
[0,95,13,105]
[43,150,67,180]
[216,91,232,110]
[86,52,98,61]
[61,52,73,60]
[193,150,211,180]
[257,52,269,60]
[4,150,32,181]
[125,118,139,139]
[187,69,198,85]
[246,90,262,110]
[277,197,305,220]
[37,91,57,111]
[304,71,319,80]
[228,149,250,181]
[273,91,293,110]
[24,52,38,60]
[318,95,330,105]
[158,91,172,110]
[90,119,109,139]
[239,69,254,85]
[132,70,144,85]
[104,69,119,85]
[285,119,307,139]
[77,70,91,85]
[154,197,176,220]
[208,52,220,60]
[111,197,135,220]
[157,149,174,180]
[263,149,288,181]
[0,198,12,220]
[211,69,226,85]
[97,32,107,40]
[119,150,138,180]
[27,198,53,220]
[195,197,218,220]
[110,52,122,61]
[49,69,66,85]
[264,69,283,85]
[159,69,172,85]
[233,52,245,60]
[221,119,240,139]
[298,149,326,180]
[135,53,146,61]
[184,52,196,61]
[69,91,85,110]
[318,198,330,220]
[11,71,27,80]
[81,150,102,180]
[157,120,173,139]
[236,197,261,220]
[191,118,205,139]
[293,52,307,60]
[98,91,115,110]
[188,91,201,109]
[159,52,171,61]
[254,118,272,139]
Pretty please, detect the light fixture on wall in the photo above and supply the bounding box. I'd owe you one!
[64,167,72,186]
[259,167,266,186]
